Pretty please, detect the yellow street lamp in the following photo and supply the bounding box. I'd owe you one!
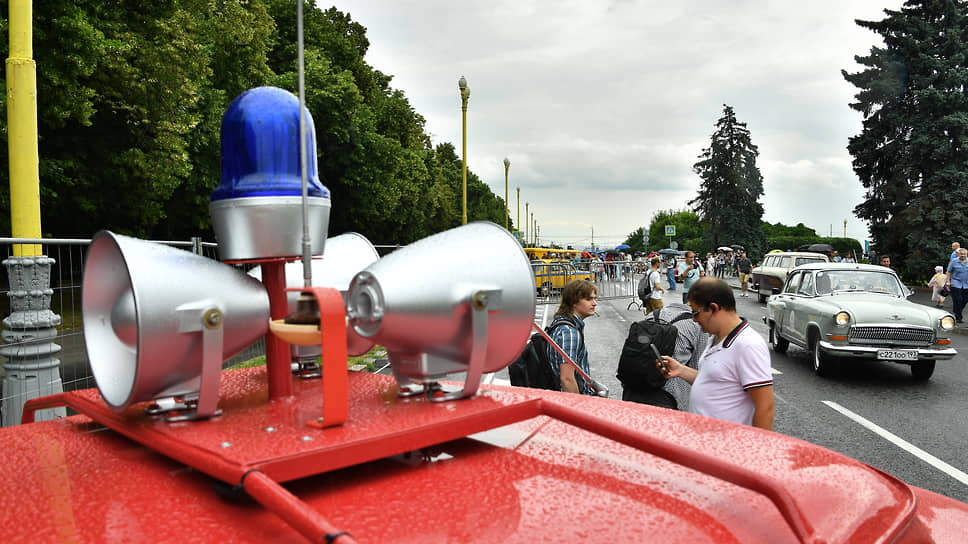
[458,76,470,225]
[516,187,520,234]
[503,158,510,230]
[531,212,535,246]
[525,202,529,246]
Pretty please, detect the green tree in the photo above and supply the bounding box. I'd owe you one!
[645,209,702,252]
[0,0,274,239]
[843,0,968,279]
[622,226,648,254]
[689,104,767,259]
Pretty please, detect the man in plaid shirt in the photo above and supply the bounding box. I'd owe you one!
[548,280,598,394]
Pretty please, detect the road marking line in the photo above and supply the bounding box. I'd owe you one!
[823,400,968,487]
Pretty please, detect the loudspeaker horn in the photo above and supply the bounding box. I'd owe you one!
[82,231,270,420]
[346,222,535,400]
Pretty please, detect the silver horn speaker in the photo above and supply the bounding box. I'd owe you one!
[82,231,270,421]
[345,222,535,401]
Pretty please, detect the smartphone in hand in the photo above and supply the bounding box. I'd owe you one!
[650,344,666,371]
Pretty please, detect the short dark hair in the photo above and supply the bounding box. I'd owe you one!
[687,277,735,312]
[555,279,597,318]
[879,255,891,262]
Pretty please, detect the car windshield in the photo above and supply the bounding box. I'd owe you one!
[815,270,903,296]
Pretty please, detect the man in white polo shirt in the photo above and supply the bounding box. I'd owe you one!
[657,277,774,430]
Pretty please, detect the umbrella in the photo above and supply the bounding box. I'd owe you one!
[615,244,631,250]
[730,244,745,251]
[799,243,834,253]
[658,248,679,255]
[717,246,733,252]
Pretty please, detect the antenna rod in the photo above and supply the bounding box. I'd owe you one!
[297,0,311,287]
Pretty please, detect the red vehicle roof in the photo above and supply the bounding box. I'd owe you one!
[2,367,966,543]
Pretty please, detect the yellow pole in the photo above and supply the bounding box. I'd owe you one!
[7,0,42,256]
[525,202,529,246]
[458,76,470,225]
[503,158,509,230]
[516,187,520,235]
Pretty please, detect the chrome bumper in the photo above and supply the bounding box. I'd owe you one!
[819,340,957,361]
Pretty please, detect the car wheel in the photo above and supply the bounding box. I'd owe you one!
[757,291,767,303]
[769,323,788,354]
[911,360,935,381]
[810,333,834,376]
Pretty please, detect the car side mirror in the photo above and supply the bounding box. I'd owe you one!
[904,286,914,297]
[771,287,781,295]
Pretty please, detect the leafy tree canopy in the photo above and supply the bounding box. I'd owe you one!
[689,104,767,259]
[0,0,510,244]
[843,0,968,278]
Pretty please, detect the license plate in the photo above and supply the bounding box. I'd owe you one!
[877,349,918,361]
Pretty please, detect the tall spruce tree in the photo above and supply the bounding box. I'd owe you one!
[689,104,766,258]
[843,1,968,278]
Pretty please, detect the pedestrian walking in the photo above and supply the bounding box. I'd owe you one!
[928,265,947,308]
[946,249,968,322]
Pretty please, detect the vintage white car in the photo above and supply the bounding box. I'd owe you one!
[764,262,956,379]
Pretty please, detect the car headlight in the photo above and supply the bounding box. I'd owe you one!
[834,311,850,326]
[941,316,955,331]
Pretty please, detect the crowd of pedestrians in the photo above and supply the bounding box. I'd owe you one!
[540,239,968,432]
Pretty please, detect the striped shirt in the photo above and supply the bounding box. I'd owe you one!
[547,315,592,395]
[649,304,709,411]
[689,319,772,426]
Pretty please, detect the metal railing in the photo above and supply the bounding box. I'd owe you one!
[530,259,638,305]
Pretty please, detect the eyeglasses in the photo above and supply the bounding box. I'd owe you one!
[691,307,705,318]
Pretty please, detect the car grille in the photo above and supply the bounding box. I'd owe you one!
[848,325,935,346]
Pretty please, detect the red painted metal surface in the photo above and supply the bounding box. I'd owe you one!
[261,259,295,399]
[8,367,968,543]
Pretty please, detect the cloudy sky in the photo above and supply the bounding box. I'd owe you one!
[325,0,903,249]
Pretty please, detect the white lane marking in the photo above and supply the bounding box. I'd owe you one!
[823,400,968,487]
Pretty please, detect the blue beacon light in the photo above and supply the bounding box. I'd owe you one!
[210,86,331,262]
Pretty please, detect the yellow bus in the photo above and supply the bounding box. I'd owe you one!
[524,248,595,295]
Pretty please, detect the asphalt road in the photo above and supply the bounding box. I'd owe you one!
[507,282,968,504]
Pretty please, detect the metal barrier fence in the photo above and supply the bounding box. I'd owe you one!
[531,260,638,305]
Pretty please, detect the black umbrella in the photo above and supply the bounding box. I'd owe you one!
[730,244,745,251]
[799,243,834,253]
[657,248,679,255]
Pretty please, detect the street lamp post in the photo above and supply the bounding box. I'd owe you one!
[458,76,470,225]
[516,187,520,237]
[525,202,529,246]
[531,212,535,246]
[503,158,510,230]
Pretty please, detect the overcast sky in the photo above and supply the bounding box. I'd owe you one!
[325,0,903,249]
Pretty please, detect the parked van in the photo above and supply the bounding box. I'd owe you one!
[751,251,829,302]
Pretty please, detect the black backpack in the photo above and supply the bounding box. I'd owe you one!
[616,309,692,390]
[509,320,582,391]
[637,270,656,304]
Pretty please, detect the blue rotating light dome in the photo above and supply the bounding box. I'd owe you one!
[210,87,332,261]
[213,86,329,200]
